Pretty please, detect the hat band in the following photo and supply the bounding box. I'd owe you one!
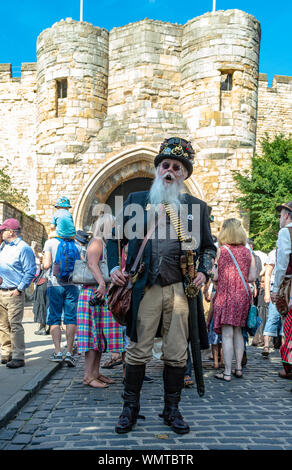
[283,204,292,212]
[160,145,192,160]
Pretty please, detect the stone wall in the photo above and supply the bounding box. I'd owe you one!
[36,19,109,157]
[0,9,291,236]
[0,201,47,252]
[0,64,38,214]
[180,10,260,233]
[34,11,261,235]
[256,74,292,154]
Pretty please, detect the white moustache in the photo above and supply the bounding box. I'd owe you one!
[163,172,175,181]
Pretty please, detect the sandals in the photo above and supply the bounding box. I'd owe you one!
[184,375,194,388]
[232,369,243,378]
[262,347,270,357]
[214,373,231,382]
[97,374,115,384]
[83,377,109,388]
[101,357,123,369]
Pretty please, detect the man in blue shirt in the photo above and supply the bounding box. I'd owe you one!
[0,218,36,368]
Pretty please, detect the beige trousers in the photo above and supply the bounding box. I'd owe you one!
[126,282,189,368]
[0,290,25,360]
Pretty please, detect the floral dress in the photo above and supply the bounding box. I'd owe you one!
[213,244,251,335]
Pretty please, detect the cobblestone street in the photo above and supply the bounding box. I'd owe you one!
[1,344,292,451]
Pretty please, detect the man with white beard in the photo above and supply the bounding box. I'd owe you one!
[107,137,216,435]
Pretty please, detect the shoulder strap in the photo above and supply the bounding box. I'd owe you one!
[130,211,164,274]
[224,245,252,304]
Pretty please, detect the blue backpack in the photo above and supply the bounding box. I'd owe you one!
[53,238,80,282]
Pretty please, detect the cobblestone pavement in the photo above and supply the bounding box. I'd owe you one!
[0,345,292,451]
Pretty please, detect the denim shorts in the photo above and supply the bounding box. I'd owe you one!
[47,285,79,325]
[263,301,284,337]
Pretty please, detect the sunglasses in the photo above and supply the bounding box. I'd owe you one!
[161,161,183,173]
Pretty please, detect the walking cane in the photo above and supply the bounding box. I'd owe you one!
[117,225,122,270]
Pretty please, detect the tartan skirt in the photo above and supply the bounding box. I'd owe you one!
[77,286,125,354]
[280,309,292,366]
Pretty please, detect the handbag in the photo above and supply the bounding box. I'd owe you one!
[275,277,292,318]
[275,227,292,317]
[107,215,162,326]
[224,245,262,333]
[72,240,110,285]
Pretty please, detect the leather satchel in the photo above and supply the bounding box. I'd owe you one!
[107,214,161,326]
[72,240,110,285]
[276,277,291,317]
[107,274,133,326]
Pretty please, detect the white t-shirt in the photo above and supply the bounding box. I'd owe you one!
[266,249,276,288]
[254,250,268,268]
[273,222,292,293]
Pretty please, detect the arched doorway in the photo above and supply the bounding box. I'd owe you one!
[106,177,153,214]
[73,146,205,232]
[84,177,154,230]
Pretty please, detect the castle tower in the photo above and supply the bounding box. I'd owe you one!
[36,18,109,159]
[98,19,187,149]
[181,9,261,227]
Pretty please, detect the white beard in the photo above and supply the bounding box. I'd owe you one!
[148,172,185,206]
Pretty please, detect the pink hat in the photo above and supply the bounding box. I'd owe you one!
[0,218,21,231]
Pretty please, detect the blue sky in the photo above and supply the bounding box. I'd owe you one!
[0,0,291,84]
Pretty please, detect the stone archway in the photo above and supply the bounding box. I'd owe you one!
[73,146,204,230]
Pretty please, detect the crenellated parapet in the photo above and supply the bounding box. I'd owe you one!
[0,10,291,234]
[256,74,292,154]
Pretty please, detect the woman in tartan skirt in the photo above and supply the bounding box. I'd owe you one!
[77,215,125,388]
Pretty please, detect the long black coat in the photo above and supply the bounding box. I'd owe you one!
[107,191,216,346]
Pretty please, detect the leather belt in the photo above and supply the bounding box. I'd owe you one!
[0,287,17,291]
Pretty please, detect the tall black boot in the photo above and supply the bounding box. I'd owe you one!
[115,363,145,434]
[159,364,190,435]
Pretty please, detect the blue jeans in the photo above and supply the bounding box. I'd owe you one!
[263,301,283,337]
[47,285,79,325]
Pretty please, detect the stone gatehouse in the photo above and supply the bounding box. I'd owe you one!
[0,9,291,237]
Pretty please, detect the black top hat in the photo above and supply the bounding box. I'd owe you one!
[154,137,195,179]
[75,230,90,244]
[275,201,292,213]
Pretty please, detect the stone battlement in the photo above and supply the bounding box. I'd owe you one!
[0,9,291,236]
[0,62,37,80]
[259,73,292,88]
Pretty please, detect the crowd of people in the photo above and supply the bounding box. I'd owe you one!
[0,198,127,378]
[0,136,291,436]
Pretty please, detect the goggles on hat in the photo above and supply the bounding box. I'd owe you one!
[161,161,183,173]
